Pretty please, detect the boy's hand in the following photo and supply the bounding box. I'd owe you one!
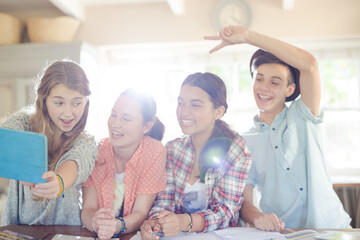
[253,212,285,232]
[204,25,248,53]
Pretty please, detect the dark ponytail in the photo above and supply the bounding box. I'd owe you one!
[120,88,165,141]
[147,117,165,141]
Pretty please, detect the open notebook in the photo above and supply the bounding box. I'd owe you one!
[0,127,48,183]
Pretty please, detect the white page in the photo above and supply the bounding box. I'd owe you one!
[130,227,285,240]
[213,227,285,240]
[52,234,120,240]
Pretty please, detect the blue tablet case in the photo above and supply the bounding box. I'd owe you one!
[0,128,48,183]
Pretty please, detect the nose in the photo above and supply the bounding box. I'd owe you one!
[63,104,74,117]
[177,104,190,117]
[256,80,271,92]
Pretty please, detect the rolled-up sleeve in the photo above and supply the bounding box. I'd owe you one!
[57,133,98,186]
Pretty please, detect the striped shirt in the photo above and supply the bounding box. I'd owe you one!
[149,132,251,232]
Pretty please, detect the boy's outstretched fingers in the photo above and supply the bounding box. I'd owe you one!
[203,34,229,54]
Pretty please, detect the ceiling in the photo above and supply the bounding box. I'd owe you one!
[0,0,184,20]
[0,0,294,20]
[0,0,55,12]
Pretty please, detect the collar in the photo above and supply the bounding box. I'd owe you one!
[253,105,289,131]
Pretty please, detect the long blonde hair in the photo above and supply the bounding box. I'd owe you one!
[30,60,91,170]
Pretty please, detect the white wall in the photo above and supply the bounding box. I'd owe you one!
[75,0,360,46]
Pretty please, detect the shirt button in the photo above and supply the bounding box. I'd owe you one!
[272,128,275,131]
[261,124,265,127]
[286,168,290,171]
[300,188,303,191]
[275,146,278,149]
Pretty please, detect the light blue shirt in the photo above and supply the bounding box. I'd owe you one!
[243,98,351,228]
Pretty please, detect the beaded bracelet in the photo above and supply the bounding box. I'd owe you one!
[182,213,193,233]
[113,216,127,237]
[56,174,65,198]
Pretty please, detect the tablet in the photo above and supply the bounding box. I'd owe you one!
[0,127,48,183]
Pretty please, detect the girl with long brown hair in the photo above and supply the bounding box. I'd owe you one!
[1,60,97,225]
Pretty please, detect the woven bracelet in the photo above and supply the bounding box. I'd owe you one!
[113,217,127,237]
[56,174,65,198]
[182,213,193,233]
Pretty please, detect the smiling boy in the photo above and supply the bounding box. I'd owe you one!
[205,26,351,230]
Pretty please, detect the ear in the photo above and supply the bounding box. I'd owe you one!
[215,106,226,120]
[286,83,296,98]
[143,121,155,134]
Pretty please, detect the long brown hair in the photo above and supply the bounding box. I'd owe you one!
[30,60,91,170]
[182,72,235,181]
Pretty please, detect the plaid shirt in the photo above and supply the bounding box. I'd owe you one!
[149,133,252,232]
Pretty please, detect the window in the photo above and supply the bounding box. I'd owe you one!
[88,39,360,177]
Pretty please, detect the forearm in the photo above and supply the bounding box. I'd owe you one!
[56,160,78,190]
[240,200,263,225]
[81,208,97,231]
[244,29,317,72]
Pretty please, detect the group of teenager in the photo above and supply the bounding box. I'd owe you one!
[0,26,351,240]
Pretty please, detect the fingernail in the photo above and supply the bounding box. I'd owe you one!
[149,230,152,235]
[154,227,159,232]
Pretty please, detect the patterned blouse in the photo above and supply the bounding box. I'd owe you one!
[83,136,167,217]
[149,133,252,232]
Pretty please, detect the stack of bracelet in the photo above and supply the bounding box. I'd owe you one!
[56,174,65,198]
[182,213,193,232]
[113,216,127,237]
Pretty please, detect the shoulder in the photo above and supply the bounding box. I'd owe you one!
[165,135,188,150]
[140,137,166,159]
[288,98,323,124]
[98,137,111,151]
[75,131,97,146]
[142,136,165,150]
[1,109,32,130]
[69,131,98,157]
[225,132,251,165]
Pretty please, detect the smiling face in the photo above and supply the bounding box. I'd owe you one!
[107,95,152,149]
[253,63,295,123]
[45,84,87,135]
[176,84,223,140]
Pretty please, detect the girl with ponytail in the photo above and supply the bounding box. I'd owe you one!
[141,72,252,239]
[81,88,167,239]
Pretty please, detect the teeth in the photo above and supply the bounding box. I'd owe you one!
[259,95,271,99]
[182,120,194,125]
[112,130,122,135]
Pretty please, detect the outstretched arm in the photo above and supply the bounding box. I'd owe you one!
[205,26,321,116]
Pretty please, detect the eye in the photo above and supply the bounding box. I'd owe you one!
[73,102,82,107]
[55,101,64,106]
[272,81,280,85]
[123,117,132,122]
[192,103,201,108]
[255,78,263,82]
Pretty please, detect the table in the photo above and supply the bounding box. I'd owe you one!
[1,225,359,240]
[0,224,135,240]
